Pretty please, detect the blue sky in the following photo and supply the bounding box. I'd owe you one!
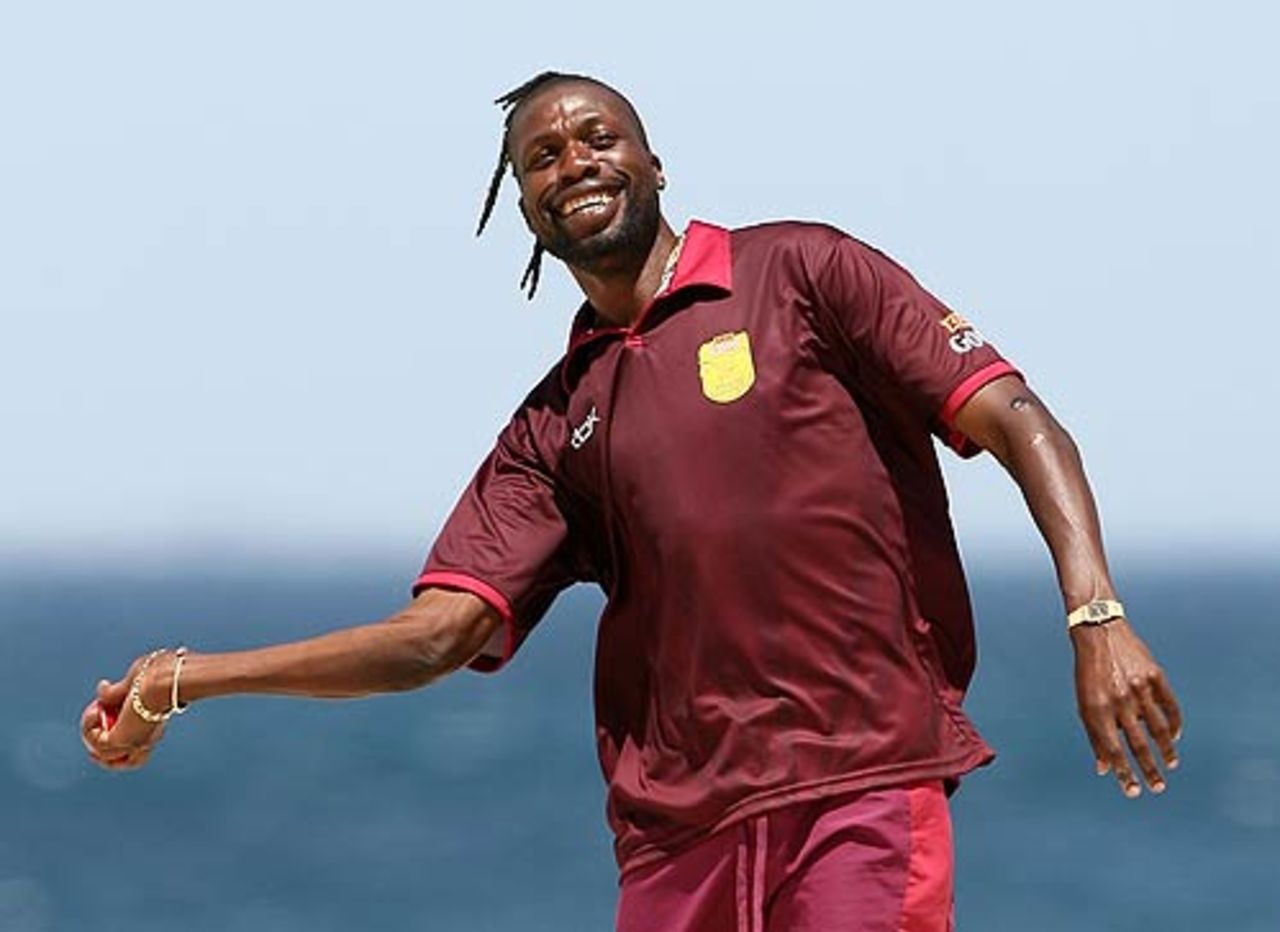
[2,2,1276,568]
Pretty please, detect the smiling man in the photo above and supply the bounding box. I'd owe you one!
[83,72,1182,931]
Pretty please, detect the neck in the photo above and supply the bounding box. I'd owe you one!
[568,218,678,327]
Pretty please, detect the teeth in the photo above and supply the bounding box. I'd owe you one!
[559,192,615,217]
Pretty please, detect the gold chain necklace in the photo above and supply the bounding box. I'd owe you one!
[655,234,685,297]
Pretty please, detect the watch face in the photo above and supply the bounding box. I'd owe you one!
[1069,600,1123,627]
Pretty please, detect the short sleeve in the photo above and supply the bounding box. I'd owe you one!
[807,232,1021,457]
[413,403,578,672]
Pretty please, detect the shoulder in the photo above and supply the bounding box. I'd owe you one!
[499,360,571,466]
[725,220,884,274]
[717,221,884,300]
[727,219,849,253]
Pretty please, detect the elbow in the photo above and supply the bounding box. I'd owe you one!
[386,627,470,692]
[956,381,1077,468]
[1005,414,1085,488]
[384,636,453,692]
[383,595,498,690]
[1014,398,1073,453]
[1036,416,1082,465]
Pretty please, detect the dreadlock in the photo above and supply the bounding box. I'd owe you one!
[476,71,649,300]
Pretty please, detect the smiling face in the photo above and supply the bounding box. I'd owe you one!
[507,80,665,272]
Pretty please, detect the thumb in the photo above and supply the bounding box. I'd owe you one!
[97,677,129,709]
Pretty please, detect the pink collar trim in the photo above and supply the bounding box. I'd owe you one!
[560,220,733,389]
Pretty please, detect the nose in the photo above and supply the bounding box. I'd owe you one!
[557,138,599,184]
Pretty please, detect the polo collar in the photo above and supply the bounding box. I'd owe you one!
[659,219,733,298]
[561,220,733,390]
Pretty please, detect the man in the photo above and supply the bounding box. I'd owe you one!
[83,72,1181,931]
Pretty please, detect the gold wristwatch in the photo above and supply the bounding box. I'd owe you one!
[1066,599,1125,629]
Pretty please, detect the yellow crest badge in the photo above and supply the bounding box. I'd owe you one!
[697,331,755,404]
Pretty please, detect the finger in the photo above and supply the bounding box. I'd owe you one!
[97,676,130,710]
[107,748,152,771]
[1152,673,1183,746]
[81,702,118,752]
[79,700,99,735]
[99,714,166,760]
[99,728,151,757]
[79,702,104,755]
[1078,711,1110,775]
[1117,705,1164,795]
[1094,713,1140,798]
[1137,684,1179,772]
[91,742,145,768]
[89,747,132,769]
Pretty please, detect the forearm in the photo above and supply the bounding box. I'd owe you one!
[955,380,1115,611]
[997,412,1115,611]
[135,588,498,711]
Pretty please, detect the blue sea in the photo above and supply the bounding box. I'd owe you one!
[1,559,1276,931]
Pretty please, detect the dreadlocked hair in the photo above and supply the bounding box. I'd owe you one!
[476,70,648,300]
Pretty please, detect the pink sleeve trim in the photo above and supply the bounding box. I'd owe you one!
[938,360,1021,426]
[937,361,1022,456]
[412,571,517,673]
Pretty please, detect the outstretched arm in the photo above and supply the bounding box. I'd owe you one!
[80,587,501,770]
[953,375,1182,798]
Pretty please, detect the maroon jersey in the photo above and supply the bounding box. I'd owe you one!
[416,221,1019,871]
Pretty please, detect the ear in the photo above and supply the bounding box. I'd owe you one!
[652,153,666,190]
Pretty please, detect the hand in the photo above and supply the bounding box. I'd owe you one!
[79,654,171,771]
[1070,618,1182,797]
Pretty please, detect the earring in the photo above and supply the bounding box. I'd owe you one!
[658,177,667,191]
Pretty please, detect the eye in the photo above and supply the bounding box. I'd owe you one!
[588,129,617,149]
[526,146,557,171]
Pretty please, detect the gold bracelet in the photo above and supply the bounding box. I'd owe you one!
[1066,599,1126,629]
[129,648,181,724]
[170,646,189,716]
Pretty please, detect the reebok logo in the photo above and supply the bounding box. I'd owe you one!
[570,406,601,450]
